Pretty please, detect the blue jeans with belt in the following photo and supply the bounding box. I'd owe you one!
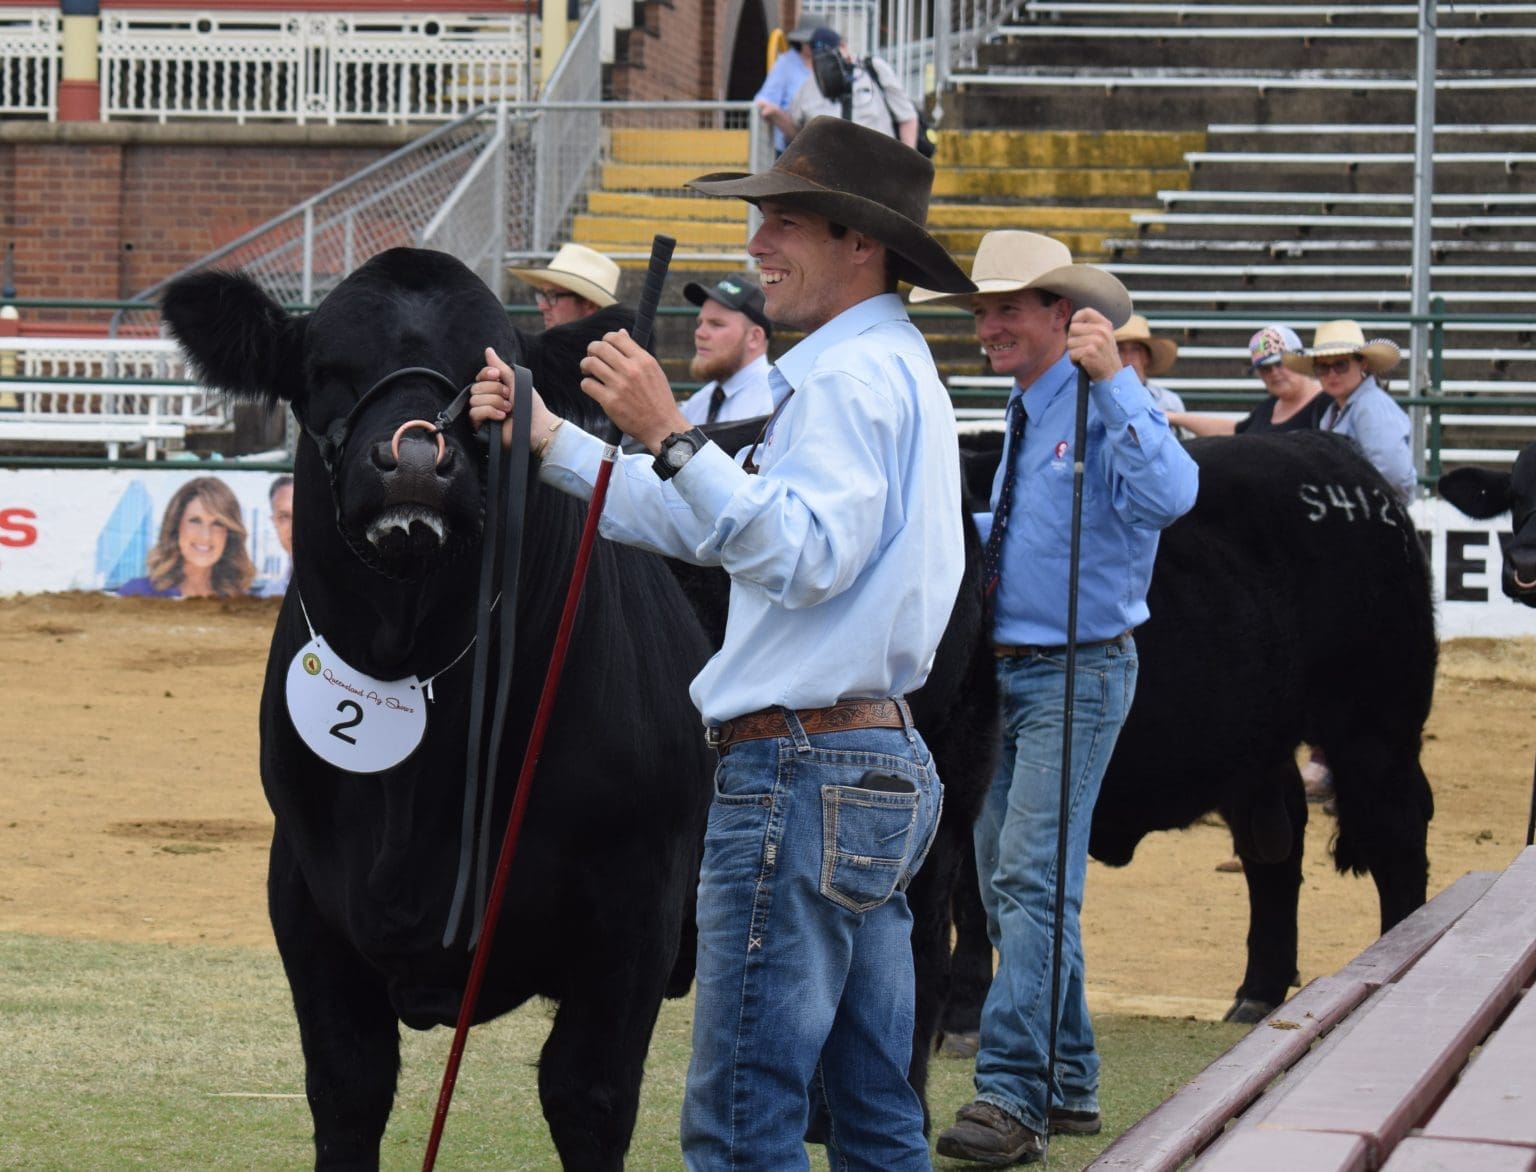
[680,709,943,1171]
[972,637,1138,1136]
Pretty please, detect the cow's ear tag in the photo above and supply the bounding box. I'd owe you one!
[286,636,427,773]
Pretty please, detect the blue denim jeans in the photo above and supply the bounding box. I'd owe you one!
[681,708,943,1171]
[972,638,1138,1135]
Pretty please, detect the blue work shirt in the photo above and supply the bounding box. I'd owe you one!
[1319,374,1416,506]
[540,293,964,725]
[977,351,1198,646]
[753,48,811,154]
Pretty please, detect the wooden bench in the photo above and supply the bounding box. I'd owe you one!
[1089,847,1536,1170]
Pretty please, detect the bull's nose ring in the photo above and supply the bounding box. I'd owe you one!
[391,419,447,466]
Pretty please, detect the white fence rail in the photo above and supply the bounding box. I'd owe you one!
[0,337,227,460]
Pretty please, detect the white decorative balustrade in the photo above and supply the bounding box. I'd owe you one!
[0,7,58,118]
[91,8,539,124]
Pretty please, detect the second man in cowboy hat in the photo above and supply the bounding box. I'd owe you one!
[471,116,974,1168]
[506,242,622,330]
[914,229,1198,1166]
[1283,318,1415,505]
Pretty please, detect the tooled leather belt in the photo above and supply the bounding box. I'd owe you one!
[705,698,908,753]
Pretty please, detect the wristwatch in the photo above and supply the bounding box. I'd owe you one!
[653,427,710,481]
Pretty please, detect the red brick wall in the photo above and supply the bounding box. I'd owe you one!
[1,129,410,306]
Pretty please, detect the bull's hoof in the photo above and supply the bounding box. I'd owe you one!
[1223,997,1279,1024]
[938,1030,981,1059]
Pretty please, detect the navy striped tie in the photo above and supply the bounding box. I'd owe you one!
[982,396,1027,598]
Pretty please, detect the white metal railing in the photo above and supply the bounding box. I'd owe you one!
[0,7,57,119]
[99,9,539,125]
[0,337,228,459]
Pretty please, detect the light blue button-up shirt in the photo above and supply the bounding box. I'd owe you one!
[753,47,811,154]
[1319,374,1416,506]
[977,351,1198,646]
[540,293,964,724]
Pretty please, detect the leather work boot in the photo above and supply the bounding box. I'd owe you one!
[936,1100,1045,1166]
[1048,1107,1102,1136]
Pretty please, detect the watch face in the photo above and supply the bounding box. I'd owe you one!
[666,441,692,468]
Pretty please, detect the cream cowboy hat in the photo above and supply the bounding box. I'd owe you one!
[506,243,620,308]
[688,116,974,294]
[1282,319,1401,377]
[907,230,1132,326]
[1113,314,1178,377]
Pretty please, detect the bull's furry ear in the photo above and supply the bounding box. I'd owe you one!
[160,269,307,406]
[1437,466,1511,520]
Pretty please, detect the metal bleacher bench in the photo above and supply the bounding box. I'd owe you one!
[1089,846,1536,1170]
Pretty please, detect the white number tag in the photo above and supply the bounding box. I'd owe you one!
[285,636,428,774]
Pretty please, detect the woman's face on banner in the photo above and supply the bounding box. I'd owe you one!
[178,496,230,570]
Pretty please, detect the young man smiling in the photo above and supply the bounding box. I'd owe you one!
[470,116,975,1168]
[914,230,1198,1166]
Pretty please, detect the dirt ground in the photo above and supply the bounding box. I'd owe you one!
[2,591,1532,1020]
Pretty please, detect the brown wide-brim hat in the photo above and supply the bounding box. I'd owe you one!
[1114,313,1178,377]
[1281,318,1401,377]
[506,243,620,308]
[907,230,1132,326]
[688,116,974,294]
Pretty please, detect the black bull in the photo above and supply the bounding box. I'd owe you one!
[1438,441,1536,607]
[162,248,714,1170]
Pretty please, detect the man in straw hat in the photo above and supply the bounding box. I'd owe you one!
[470,116,976,1168]
[913,229,1198,1165]
[506,242,621,330]
[1113,313,1185,417]
[1283,319,1415,505]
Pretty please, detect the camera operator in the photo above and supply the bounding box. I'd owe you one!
[787,27,917,149]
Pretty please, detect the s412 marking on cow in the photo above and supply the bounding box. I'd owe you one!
[1298,482,1400,526]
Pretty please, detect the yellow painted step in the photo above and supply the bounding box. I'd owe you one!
[571,214,750,248]
[935,130,1206,169]
[573,246,748,271]
[609,128,750,166]
[932,167,1190,200]
[926,205,1145,230]
[587,191,743,221]
[600,162,730,191]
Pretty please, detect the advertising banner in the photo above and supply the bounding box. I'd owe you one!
[0,467,292,599]
[0,468,1533,638]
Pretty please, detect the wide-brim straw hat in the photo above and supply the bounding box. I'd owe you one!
[1282,319,1401,376]
[506,243,620,308]
[907,230,1132,326]
[688,116,974,294]
[1113,313,1178,377]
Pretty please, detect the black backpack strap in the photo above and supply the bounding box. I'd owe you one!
[862,56,901,138]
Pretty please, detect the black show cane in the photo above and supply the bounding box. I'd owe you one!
[1046,363,1092,1150]
[422,234,676,1171]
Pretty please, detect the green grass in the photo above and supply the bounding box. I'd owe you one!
[0,933,1246,1170]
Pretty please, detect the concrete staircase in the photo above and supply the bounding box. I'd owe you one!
[572,124,1203,386]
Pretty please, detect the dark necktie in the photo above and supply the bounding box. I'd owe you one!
[982,396,1027,598]
[706,383,726,424]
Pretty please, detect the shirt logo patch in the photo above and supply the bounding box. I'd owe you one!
[1054,440,1070,460]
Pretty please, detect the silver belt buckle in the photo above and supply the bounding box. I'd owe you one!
[703,725,722,748]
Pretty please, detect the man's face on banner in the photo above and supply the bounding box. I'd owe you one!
[271,482,294,555]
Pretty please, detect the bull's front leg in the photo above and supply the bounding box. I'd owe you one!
[270,832,401,1171]
[1221,760,1308,1023]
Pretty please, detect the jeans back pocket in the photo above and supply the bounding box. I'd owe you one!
[819,772,920,914]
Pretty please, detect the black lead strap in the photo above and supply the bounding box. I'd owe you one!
[443,364,533,949]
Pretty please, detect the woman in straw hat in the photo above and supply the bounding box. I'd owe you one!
[915,229,1198,1166]
[1113,313,1185,415]
[1283,319,1415,505]
[472,116,974,1169]
[506,242,621,329]
[1167,324,1327,438]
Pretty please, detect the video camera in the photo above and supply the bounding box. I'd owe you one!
[812,44,855,101]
